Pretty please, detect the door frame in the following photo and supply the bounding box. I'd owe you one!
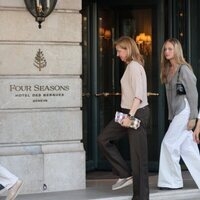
[82,0,167,172]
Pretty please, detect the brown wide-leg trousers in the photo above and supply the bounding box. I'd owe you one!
[98,106,150,200]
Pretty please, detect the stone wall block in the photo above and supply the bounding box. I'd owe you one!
[0,110,82,143]
[0,44,82,75]
[0,11,81,42]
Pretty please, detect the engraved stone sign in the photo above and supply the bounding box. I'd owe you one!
[0,77,81,109]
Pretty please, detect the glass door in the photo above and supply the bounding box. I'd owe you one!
[82,2,162,172]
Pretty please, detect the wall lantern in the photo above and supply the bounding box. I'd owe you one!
[136,33,152,56]
[24,0,57,29]
[99,28,112,40]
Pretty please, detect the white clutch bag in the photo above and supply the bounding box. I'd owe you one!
[114,111,128,123]
[114,111,141,130]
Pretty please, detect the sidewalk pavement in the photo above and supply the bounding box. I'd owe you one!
[0,171,200,200]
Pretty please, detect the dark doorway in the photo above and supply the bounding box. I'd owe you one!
[82,0,165,172]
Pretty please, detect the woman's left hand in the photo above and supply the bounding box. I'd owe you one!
[120,117,131,128]
[187,119,196,130]
[193,128,200,144]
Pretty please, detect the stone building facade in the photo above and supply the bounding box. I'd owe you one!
[0,0,85,194]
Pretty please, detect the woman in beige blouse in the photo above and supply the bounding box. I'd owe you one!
[98,36,150,200]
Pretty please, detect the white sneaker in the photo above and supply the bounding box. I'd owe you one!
[6,180,23,200]
[112,176,133,190]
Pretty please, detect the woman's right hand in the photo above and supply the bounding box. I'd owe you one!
[120,117,132,128]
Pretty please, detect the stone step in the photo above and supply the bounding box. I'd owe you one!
[89,189,200,200]
[1,172,199,200]
[1,188,199,200]
[151,189,200,200]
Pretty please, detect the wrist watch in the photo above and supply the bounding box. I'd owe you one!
[128,113,135,120]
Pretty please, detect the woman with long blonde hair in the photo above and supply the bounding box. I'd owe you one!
[158,38,200,190]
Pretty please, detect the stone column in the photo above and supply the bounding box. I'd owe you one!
[0,0,85,194]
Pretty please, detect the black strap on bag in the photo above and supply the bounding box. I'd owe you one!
[176,65,186,95]
[177,65,182,83]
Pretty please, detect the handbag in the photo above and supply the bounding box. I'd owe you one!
[176,65,186,95]
[114,111,141,129]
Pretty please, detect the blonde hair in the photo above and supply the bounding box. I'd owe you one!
[115,36,144,66]
[160,38,192,83]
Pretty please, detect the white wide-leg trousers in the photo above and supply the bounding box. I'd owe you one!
[0,164,18,190]
[158,99,200,189]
